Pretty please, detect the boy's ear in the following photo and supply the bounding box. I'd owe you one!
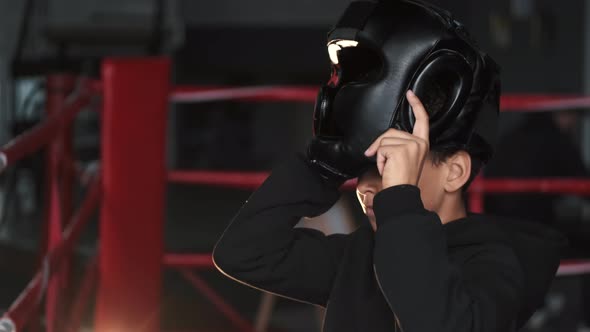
[443,151,471,193]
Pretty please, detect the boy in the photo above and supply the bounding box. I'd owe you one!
[213,1,565,331]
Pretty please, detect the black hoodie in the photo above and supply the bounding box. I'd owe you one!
[213,154,566,332]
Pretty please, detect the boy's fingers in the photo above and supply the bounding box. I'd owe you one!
[407,90,430,143]
[365,129,415,156]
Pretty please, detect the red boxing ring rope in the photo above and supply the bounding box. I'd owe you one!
[163,253,214,269]
[169,170,272,190]
[169,170,590,195]
[500,94,590,111]
[170,85,590,111]
[558,260,590,276]
[171,85,318,104]
[470,178,590,195]
[160,254,588,278]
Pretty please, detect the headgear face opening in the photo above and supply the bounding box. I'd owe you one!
[313,0,501,163]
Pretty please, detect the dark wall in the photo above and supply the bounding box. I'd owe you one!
[460,0,584,93]
[177,0,585,92]
[173,27,330,170]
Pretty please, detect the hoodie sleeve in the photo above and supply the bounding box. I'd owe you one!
[372,185,526,332]
[212,154,351,307]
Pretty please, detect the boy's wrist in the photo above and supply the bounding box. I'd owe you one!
[373,185,425,227]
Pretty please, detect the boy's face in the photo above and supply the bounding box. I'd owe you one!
[356,156,446,231]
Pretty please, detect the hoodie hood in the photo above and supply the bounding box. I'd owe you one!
[443,214,568,328]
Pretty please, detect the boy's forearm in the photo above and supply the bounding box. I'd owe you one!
[213,153,346,306]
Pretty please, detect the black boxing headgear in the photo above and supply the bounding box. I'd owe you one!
[313,0,501,165]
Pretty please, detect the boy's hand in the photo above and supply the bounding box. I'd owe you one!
[364,90,430,189]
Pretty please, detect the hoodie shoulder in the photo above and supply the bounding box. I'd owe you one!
[444,214,568,327]
[491,216,568,326]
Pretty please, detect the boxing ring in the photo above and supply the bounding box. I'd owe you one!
[0,57,589,331]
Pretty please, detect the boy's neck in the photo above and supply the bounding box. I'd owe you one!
[438,195,467,225]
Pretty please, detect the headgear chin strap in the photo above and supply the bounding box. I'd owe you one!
[313,0,501,163]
